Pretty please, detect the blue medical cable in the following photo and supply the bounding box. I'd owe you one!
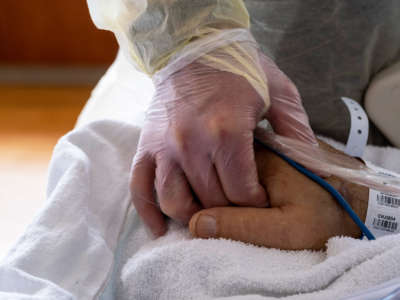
[255,139,376,241]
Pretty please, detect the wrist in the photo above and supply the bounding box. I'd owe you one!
[338,181,369,223]
[325,176,369,238]
[317,140,369,222]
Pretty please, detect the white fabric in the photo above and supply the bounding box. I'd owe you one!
[76,51,154,128]
[1,53,400,300]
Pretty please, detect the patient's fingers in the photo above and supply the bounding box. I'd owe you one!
[189,206,322,250]
[155,160,201,223]
[131,155,166,237]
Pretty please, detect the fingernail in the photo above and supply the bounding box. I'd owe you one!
[195,215,217,238]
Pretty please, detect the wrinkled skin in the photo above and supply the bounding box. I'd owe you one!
[189,141,369,250]
[130,53,317,237]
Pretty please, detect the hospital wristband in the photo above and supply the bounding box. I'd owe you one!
[364,163,400,238]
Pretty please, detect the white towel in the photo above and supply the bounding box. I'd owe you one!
[1,119,400,300]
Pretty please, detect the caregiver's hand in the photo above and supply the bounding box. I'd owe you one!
[131,54,317,237]
[189,141,369,250]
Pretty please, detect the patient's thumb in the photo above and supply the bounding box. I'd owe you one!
[189,207,289,248]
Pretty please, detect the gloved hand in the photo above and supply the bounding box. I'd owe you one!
[130,50,317,237]
[189,140,368,250]
[259,54,317,145]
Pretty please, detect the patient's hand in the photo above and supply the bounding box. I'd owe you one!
[189,141,369,250]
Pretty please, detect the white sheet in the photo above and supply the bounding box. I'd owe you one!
[1,52,400,300]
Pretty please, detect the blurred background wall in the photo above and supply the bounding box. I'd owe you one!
[0,0,117,64]
[0,1,118,259]
[0,0,118,83]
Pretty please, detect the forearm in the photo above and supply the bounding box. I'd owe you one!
[87,0,270,108]
[87,0,250,74]
[318,140,369,235]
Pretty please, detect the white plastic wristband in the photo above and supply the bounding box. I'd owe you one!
[341,97,369,158]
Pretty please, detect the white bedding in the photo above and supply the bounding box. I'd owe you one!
[1,52,400,300]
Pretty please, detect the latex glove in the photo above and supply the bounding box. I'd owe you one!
[189,141,368,250]
[131,53,317,237]
[259,54,317,145]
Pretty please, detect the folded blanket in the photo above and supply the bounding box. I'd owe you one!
[1,119,400,300]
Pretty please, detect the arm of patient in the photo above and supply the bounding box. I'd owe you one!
[189,140,368,250]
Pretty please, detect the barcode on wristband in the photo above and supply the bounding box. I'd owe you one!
[365,162,400,238]
[377,194,400,208]
[372,216,398,232]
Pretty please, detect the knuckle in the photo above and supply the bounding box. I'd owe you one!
[170,125,191,155]
[215,127,231,144]
[206,115,225,136]
[207,117,235,144]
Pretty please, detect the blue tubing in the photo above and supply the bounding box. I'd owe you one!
[255,139,375,241]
